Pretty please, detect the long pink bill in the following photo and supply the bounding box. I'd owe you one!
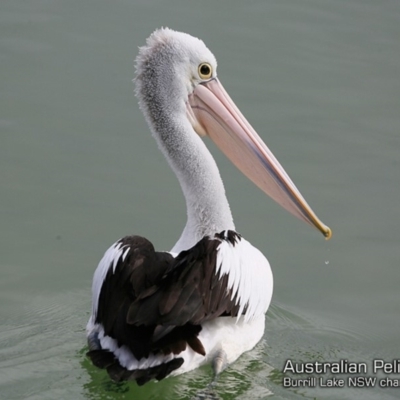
[187,78,331,239]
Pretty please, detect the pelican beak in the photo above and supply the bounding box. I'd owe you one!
[187,78,331,239]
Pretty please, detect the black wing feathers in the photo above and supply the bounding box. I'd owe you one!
[95,236,175,359]
[90,231,242,382]
[127,235,240,327]
[87,348,184,384]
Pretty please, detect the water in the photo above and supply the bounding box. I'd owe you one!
[1,0,399,399]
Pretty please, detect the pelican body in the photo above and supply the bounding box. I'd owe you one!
[86,28,331,384]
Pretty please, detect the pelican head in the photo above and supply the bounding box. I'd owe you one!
[135,28,331,239]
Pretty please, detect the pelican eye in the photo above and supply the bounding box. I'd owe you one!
[198,63,212,79]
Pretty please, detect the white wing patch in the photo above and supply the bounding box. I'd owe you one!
[215,234,273,322]
[90,240,130,321]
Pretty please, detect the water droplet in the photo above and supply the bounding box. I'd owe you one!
[325,260,329,265]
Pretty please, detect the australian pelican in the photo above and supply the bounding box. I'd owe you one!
[86,28,331,385]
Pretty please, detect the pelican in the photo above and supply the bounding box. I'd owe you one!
[86,28,331,385]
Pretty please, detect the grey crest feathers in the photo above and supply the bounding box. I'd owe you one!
[134,28,217,121]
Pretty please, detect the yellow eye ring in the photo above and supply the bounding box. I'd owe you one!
[198,63,212,79]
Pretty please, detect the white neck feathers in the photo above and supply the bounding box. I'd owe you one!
[135,32,235,252]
